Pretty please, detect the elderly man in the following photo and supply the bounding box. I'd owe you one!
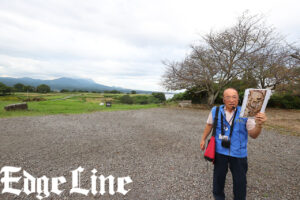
[200,88,267,200]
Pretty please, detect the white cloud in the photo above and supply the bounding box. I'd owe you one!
[0,0,299,91]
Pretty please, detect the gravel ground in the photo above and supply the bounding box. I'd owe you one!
[0,108,299,200]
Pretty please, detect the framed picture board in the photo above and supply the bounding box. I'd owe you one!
[240,89,271,118]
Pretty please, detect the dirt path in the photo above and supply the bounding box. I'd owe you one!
[0,108,299,199]
[50,94,81,101]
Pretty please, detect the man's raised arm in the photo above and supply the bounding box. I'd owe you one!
[248,112,267,139]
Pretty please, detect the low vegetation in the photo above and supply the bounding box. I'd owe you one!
[0,92,163,118]
[264,108,300,136]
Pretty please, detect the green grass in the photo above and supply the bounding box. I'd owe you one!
[16,92,70,100]
[0,92,159,118]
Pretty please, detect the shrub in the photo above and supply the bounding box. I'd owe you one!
[120,95,133,104]
[147,96,161,104]
[151,92,166,102]
[268,94,300,109]
[104,90,122,94]
[132,95,149,104]
[171,92,187,101]
[170,90,206,104]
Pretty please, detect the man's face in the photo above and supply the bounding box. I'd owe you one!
[223,89,239,109]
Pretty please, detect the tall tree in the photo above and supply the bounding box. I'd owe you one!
[36,84,51,93]
[24,85,36,92]
[14,83,25,92]
[0,82,12,96]
[162,12,298,106]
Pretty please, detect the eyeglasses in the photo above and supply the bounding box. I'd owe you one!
[224,96,238,100]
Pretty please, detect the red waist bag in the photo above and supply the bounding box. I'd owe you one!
[204,136,216,162]
[204,106,219,164]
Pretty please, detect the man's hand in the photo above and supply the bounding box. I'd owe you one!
[248,112,267,139]
[200,139,206,151]
[255,112,267,126]
[200,123,213,151]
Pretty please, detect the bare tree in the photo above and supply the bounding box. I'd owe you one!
[247,43,299,89]
[290,45,300,61]
[162,12,298,106]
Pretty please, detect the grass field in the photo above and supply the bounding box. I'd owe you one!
[264,108,300,136]
[0,92,159,118]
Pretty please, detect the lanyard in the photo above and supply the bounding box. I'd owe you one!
[225,112,235,125]
[221,109,237,137]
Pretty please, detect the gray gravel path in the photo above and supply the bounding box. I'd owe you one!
[0,108,299,200]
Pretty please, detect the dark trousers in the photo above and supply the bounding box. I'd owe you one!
[213,152,248,200]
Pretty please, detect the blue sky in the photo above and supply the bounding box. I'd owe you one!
[0,0,299,91]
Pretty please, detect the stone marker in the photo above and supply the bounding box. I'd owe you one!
[178,100,192,108]
[4,103,28,111]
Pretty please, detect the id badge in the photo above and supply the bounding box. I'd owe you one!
[219,134,228,140]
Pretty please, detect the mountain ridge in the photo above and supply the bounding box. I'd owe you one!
[0,77,155,93]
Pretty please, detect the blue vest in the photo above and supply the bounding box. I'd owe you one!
[211,105,248,158]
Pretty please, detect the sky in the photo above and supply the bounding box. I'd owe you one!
[0,0,299,91]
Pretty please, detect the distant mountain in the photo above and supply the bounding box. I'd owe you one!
[0,77,154,93]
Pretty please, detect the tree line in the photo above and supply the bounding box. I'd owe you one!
[162,12,300,107]
[0,82,51,95]
[0,82,167,104]
[120,92,166,104]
